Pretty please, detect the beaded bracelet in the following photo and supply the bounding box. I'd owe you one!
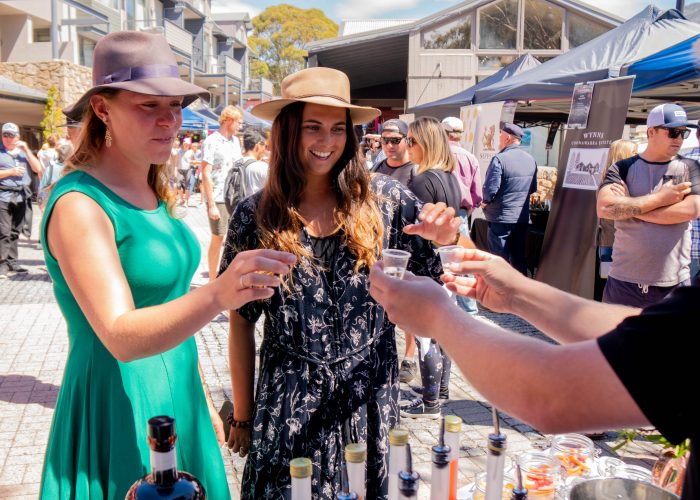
[227,411,252,429]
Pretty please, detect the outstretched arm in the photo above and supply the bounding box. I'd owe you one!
[368,266,649,433]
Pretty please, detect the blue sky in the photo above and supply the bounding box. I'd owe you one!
[211,0,684,23]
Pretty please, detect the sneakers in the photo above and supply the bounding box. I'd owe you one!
[399,360,417,384]
[400,398,441,419]
[8,263,27,273]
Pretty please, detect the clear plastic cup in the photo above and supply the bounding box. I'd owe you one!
[382,249,411,279]
[472,471,516,500]
[436,245,463,275]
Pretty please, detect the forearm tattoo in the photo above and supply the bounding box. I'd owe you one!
[603,202,642,219]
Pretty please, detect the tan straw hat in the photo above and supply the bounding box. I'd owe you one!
[63,31,209,120]
[251,67,380,125]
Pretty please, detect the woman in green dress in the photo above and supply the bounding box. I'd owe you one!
[39,31,295,499]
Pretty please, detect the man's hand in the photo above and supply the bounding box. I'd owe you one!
[404,202,461,245]
[653,180,691,207]
[15,140,30,152]
[369,263,456,337]
[208,203,221,221]
[441,248,528,314]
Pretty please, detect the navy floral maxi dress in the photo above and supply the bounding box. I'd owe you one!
[220,177,442,499]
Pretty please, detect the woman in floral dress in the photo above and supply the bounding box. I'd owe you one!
[220,67,463,499]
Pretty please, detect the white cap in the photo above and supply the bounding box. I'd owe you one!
[2,123,19,135]
[441,116,464,133]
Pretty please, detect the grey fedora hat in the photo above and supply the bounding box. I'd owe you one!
[63,30,209,120]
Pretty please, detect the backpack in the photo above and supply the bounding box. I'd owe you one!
[224,157,257,214]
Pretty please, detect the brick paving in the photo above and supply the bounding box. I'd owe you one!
[0,196,663,499]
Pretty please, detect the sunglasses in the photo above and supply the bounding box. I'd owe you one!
[2,133,18,138]
[381,137,404,145]
[406,137,419,148]
[660,127,691,139]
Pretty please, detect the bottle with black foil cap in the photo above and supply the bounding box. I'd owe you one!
[399,443,420,499]
[431,417,451,500]
[125,415,206,499]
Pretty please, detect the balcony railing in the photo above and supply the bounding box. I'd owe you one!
[164,19,193,57]
[209,56,242,80]
[65,0,120,33]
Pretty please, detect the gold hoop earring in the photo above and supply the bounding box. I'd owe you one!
[105,129,112,148]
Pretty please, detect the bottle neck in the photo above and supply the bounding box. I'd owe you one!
[150,447,178,485]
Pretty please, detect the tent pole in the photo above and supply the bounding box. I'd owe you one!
[676,0,685,13]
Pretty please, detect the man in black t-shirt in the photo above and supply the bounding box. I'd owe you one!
[368,216,697,497]
[372,119,416,187]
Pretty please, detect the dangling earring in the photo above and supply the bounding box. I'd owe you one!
[105,129,113,148]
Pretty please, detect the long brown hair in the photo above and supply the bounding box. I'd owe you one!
[409,116,456,175]
[63,89,177,213]
[256,101,384,272]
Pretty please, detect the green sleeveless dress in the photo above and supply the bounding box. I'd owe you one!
[39,171,231,499]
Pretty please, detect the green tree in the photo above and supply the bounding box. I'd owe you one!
[40,86,64,141]
[248,4,338,94]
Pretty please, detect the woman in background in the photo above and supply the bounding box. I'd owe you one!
[401,116,463,419]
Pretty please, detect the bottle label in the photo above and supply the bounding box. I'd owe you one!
[151,450,177,473]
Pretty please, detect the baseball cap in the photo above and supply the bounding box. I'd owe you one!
[2,123,20,136]
[646,103,697,129]
[381,119,408,136]
[500,122,524,139]
[441,117,464,133]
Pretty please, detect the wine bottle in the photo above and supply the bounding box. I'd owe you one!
[444,415,462,500]
[290,457,312,500]
[431,417,451,500]
[485,408,507,500]
[337,460,359,500]
[125,415,206,499]
[345,443,367,500]
[388,428,409,500]
[399,443,420,499]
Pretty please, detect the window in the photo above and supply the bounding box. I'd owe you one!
[33,28,50,43]
[422,16,472,49]
[534,55,556,63]
[478,54,517,72]
[568,12,608,48]
[79,37,96,67]
[524,0,563,50]
[478,0,518,50]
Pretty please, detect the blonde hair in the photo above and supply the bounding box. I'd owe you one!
[409,117,456,175]
[602,139,638,181]
[63,90,177,214]
[219,105,243,125]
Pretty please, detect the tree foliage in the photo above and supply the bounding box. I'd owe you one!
[40,86,64,140]
[248,4,338,94]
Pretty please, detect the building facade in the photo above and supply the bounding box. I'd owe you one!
[307,0,621,115]
[0,0,272,139]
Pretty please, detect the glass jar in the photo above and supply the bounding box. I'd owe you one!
[472,471,515,500]
[550,433,595,478]
[517,452,559,499]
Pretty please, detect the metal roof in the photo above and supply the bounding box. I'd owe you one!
[0,76,47,102]
[339,19,416,37]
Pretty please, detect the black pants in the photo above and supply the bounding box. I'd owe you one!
[415,338,452,404]
[0,199,27,270]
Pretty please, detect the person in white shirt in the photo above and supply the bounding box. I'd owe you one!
[200,105,243,281]
[241,128,269,196]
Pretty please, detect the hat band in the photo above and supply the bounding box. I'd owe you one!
[290,93,350,104]
[101,64,180,84]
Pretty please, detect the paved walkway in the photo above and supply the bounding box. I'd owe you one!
[0,196,662,499]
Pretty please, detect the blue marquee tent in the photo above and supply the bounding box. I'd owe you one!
[181,107,219,130]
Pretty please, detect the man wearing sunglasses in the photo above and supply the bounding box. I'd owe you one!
[597,103,700,308]
[0,122,43,279]
[372,119,416,188]
[371,118,420,384]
